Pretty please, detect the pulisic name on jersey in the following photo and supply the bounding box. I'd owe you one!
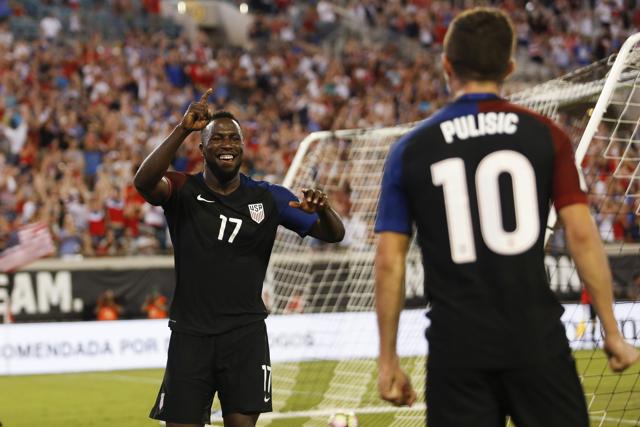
[440,112,519,143]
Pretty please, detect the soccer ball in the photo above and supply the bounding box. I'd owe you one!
[328,411,358,427]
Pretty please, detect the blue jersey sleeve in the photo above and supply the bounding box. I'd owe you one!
[374,138,412,234]
[268,184,319,237]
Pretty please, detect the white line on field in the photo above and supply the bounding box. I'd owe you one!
[210,403,427,422]
[589,414,640,426]
[207,405,639,426]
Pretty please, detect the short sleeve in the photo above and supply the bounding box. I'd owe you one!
[268,184,318,237]
[374,138,412,234]
[161,171,188,210]
[550,127,587,210]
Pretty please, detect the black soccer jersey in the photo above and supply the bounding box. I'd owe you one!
[162,172,318,335]
[375,93,587,369]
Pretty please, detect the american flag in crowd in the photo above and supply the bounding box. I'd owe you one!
[0,222,55,273]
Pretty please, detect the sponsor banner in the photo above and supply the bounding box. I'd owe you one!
[267,310,428,363]
[0,319,170,375]
[1,304,639,375]
[0,311,427,375]
[562,302,640,349]
[0,269,176,323]
[0,254,638,322]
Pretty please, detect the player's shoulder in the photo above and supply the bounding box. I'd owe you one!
[387,105,456,160]
[241,174,296,202]
[241,173,274,192]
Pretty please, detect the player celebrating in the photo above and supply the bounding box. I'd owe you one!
[134,89,344,427]
[374,8,638,426]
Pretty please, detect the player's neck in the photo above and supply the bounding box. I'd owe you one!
[453,81,502,98]
[203,168,241,195]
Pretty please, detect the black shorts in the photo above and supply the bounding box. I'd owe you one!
[149,321,272,424]
[426,352,588,427]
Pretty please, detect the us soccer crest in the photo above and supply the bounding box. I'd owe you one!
[248,203,265,224]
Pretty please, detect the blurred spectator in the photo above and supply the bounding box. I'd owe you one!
[95,290,123,320]
[332,185,368,250]
[0,0,10,22]
[143,204,168,251]
[284,289,306,313]
[143,0,161,15]
[58,213,83,258]
[579,287,597,341]
[40,12,62,40]
[141,290,168,319]
[88,198,107,245]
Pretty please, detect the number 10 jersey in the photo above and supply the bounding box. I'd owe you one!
[375,93,587,369]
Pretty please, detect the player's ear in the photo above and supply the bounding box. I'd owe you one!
[504,59,515,80]
[442,54,453,91]
[442,54,453,78]
[199,142,203,154]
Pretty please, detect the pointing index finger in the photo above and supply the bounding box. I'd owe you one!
[200,88,214,104]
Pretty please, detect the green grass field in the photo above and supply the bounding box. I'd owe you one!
[0,351,638,427]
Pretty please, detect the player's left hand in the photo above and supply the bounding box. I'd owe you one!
[378,359,417,407]
[604,334,640,372]
[289,189,329,213]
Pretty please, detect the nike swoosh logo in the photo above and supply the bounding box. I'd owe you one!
[197,194,216,203]
[264,396,271,402]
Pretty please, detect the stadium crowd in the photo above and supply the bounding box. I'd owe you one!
[0,0,639,260]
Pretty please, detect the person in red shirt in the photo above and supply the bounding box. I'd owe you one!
[284,289,305,314]
[88,197,106,245]
[143,0,160,14]
[142,290,168,319]
[106,187,125,238]
[95,290,123,321]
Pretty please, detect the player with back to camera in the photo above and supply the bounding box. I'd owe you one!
[374,7,639,427]
[134,89,345,427]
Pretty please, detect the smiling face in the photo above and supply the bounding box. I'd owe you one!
[200,118,244,183]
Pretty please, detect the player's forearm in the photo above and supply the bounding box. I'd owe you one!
[375,249,406,365]
[313,206,345,243]
[566,221,619,338]
[134,124,191,193]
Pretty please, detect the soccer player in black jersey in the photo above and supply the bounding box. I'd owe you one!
[374,8,639,427]
[134,89,344,427]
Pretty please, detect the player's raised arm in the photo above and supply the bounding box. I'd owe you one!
[134,88,214,205]
[288,189,345,243]
[559,204,640,372]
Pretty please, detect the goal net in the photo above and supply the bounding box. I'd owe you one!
[258,33,640,427]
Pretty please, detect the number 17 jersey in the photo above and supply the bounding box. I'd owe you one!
[375,93,587,369]
[162,172,318,336]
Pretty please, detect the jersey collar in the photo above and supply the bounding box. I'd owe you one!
[454,93,502,102]
[195,172,247,200]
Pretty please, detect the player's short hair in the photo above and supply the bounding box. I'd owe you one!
[444,7,515,83]
[210,110,240,126]
[201,110,242,145]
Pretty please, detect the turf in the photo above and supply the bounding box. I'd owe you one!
[0,350,638,427]
[0,369,163,427]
